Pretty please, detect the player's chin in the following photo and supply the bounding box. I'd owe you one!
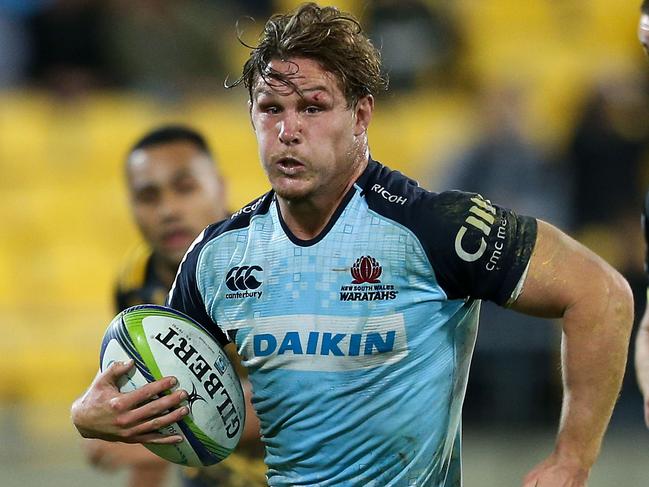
[271,177,313,201]
[157,245,188,268]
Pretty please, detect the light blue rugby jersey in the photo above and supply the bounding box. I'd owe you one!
[168,159,537,486]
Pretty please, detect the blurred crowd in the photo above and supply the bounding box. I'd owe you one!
[0,0,466,97]
[432,74,649,429]
[0,0,275,97]
[3,0,649,432]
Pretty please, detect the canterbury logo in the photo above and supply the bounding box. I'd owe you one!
[226,266,263,291]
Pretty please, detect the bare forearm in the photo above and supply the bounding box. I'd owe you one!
[555,276,633,467]
[514,221,634,486]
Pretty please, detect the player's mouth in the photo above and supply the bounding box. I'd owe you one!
[160,228,195,250]
[276,157,305,176]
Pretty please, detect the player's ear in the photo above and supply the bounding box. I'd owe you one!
[353,95,374,136]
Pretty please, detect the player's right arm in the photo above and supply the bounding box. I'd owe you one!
[635,191,649,427]
[71,360,189,444]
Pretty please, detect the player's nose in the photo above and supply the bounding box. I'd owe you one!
[157,191,184,221]
[278,112,301,145]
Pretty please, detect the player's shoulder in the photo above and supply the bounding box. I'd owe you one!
[357,159,483,230]
[199,192,273,244]
[115,243,153,293]
[227,191,274,227]
[179,191,274,267]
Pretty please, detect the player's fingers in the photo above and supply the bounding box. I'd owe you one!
[101,359,135,384]
[136,432,185,445]
[96,454,119,472]
[84,443,103,466]
[120,389,188,426]
[127,405,190,437]
[521,471,540,487]
[84,441,117,471]
[644,401,649,428]
[120,376,179,408]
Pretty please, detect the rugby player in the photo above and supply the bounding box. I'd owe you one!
[635,1,649,430]
[637,192,649,429]
[639,0,649,57]
[634,0,649,431]
[82,125,264,487]
[72,5,633,486]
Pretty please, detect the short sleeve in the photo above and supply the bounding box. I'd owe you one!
[166,229,230,346]
[424,191,538,305]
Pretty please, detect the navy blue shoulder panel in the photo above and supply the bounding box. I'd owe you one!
[357,160,538,305]
[166,192,274,345]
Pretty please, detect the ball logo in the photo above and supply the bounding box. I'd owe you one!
[351,256,382,284]
[186,383,207,414]
[225,266,263,291]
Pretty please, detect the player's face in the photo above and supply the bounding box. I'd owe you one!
[640,13,649,57]
[127,141,227,266]
[249,57,373,203]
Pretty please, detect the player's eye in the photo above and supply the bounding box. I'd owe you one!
[134,188,159,204]
[258,103,280,114]
[175,178,198,194]
[305,106,322,114]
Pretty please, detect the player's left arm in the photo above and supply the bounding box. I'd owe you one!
[510,220,633,487]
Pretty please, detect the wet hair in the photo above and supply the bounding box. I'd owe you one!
[643,0,649,14]
[228,2,388,108]
[129,125,213,157]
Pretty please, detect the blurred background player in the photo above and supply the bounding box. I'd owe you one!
[83,125,265,487]
[640,0,649,57]
[637,191,649,428]
[635,0,649,428]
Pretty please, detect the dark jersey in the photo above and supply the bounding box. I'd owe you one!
[168,159,538,486]
[114,245,168,313]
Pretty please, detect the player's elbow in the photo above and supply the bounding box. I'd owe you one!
[604,268,634,335]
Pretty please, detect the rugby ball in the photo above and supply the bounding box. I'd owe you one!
[100,304,244,467]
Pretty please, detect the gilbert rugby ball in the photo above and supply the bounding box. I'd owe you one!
[100,304,244,466]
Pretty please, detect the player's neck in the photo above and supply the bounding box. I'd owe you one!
[277,157,367,240]
[152,253,180,289]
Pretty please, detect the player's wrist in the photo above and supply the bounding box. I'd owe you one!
[552,439,597,471]
[70,398,90,436]
[71,397,106,440]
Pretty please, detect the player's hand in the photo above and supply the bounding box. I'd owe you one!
[71,360,189,444]
[522,454,590,487]
[83,439,169,471]
[643,396,649,428]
